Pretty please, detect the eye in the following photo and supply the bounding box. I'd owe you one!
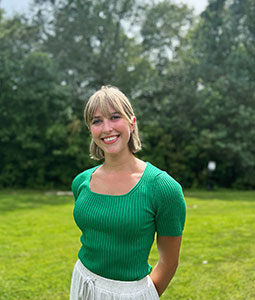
[111,115,121,120]
[92,119,102,125]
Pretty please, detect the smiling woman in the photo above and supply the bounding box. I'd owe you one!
[84,86,141,161]
[69,85,186,300]
[91,108,132,157]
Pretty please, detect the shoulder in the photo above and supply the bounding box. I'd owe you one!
[145,162,165,179]
[72,167,94,187]
[155,171,183,195]
[146,162,182,189]
[72,165,100,200]
[146,162,184,204]
[147,164,186,236]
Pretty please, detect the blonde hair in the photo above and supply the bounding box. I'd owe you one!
[84,85,142,160]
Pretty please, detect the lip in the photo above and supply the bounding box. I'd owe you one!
[101,134,120,144]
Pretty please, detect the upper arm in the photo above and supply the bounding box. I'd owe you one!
[72,173,84,201]
[154,172,186,237]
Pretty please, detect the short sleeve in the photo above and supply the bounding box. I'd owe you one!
[71,173,83,201]
[153,172,186,236]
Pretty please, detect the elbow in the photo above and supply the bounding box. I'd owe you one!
[159,258,179,273]
[171,260,179,272]
[169,257,179,273]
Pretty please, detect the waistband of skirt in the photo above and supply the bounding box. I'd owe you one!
[75,259,150,293]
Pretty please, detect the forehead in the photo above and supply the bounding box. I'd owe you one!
[93,105,119,117]
[85,91,131,127]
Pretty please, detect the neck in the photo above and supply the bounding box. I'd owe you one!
[103,151,137,172]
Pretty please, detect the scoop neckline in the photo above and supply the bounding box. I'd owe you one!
[87,162,149,197]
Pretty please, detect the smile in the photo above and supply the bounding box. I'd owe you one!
[101,135,120,144]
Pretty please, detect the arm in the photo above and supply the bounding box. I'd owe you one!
[149,235,182,297]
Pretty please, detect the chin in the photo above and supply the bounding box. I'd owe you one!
[104,147,128,156]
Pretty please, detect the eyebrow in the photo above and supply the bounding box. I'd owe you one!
[92,112,120,119]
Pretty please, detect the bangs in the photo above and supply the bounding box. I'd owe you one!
[85,89,131,126]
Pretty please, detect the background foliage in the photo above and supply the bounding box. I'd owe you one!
[0,0,254,189]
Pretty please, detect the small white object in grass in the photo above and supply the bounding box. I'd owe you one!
[202,260,208,264]
[193,204,198,208]
[56,191,73,196]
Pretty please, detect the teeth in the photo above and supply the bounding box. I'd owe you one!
[104,136,118,142]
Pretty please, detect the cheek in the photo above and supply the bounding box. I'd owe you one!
[90,127,101,138]
[117,120,132,133]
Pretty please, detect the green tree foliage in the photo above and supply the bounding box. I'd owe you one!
[32,0,153,109]
[137,2,199,187]
[135,0,255,188]
[188,0,255,188]
[0,12,88,187]
[0,0,254,189]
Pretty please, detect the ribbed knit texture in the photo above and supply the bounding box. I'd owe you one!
[72,162,186,281]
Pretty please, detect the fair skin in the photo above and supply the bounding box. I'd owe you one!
[89,106,182,296]
[150,235,182,297]
[89,106,146,195]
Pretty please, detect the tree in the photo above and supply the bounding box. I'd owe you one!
[31,0,152,109]
[187,0,255,188]
[2,0,254,188]
[0,12,84,188]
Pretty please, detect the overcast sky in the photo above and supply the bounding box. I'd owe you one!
[1,0,208,16]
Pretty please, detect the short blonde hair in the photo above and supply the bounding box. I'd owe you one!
[84,85,142,160]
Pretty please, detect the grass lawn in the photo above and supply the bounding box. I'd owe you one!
[0,189,254,300]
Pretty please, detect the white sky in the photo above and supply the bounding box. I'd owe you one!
[1,0,208,16]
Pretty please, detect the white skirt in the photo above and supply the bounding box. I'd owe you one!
[70,260,159,300]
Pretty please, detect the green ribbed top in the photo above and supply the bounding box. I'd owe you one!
[72,162,186,281]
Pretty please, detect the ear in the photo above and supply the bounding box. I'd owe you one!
[130,116,136,131]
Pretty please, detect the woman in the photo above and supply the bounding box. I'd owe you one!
[70,86,186,299]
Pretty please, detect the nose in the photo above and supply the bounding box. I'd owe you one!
[102,119,113,132]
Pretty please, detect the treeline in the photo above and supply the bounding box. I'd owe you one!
[0,0,254,189]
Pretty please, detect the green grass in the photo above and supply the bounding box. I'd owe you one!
[0,190,254,300]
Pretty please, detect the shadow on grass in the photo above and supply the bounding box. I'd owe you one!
[184,189,255,202]
[0,190,74,213]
